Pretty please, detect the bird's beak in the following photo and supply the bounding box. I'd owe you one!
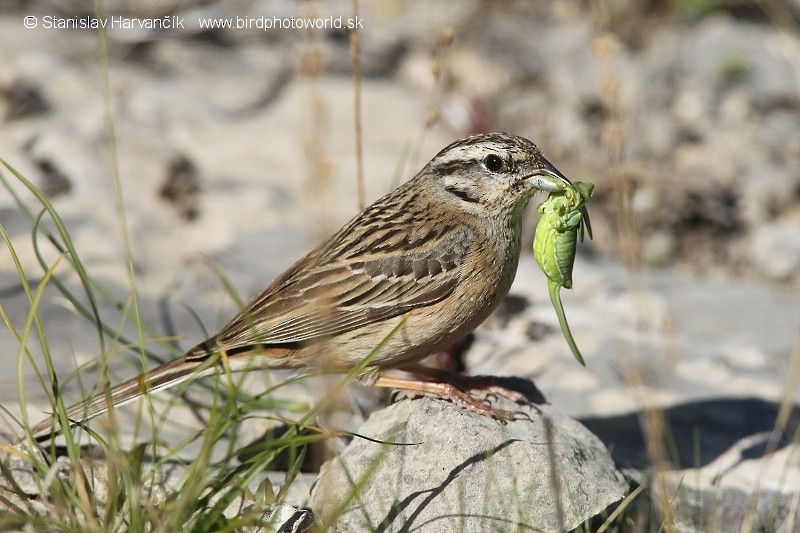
[525,156,574,192]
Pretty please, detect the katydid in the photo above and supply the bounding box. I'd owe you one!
[533,181,594,366]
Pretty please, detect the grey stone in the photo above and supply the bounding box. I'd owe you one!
[653,432,800,532]
[0,439,110,519]
[266,503,315,533]
[0,425,317,530]
[3,78,51,120]
[748,214,800,281]
[311,393,626,532]
[0,442,45,498]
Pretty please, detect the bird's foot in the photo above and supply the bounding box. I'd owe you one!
[400,364,530,404]
[450,375,529,404]
[374,374,515,421]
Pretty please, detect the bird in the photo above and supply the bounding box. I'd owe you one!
[28,132,574,441]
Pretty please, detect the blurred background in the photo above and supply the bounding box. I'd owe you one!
[1,0,800,528]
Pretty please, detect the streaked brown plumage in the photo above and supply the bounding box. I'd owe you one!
[29,132,573,441]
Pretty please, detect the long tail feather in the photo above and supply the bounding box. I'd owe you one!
[28,355,213,442]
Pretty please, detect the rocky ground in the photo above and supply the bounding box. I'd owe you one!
[2,0,800,530]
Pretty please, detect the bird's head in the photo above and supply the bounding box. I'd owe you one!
[426,132,573,219]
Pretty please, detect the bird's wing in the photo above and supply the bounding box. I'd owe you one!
[211,225,474,351]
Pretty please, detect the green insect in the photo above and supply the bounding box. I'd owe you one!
[533,181,594,366]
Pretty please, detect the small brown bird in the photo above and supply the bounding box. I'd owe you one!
[29,132,573,441]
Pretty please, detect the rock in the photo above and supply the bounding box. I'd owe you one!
[0,431,317,532]
[748,214,800,281]
[159,154,201,221]
[582,398,800,531]
[0,440,110,519]
[24,129,101,198]
[2,78,50,120]
[656,441,800,532]
[311,388,626,532]
[265,503,315,533]
[0,441,46,498]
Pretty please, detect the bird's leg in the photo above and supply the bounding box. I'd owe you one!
[372,373,515,421]
[401,363,529,404]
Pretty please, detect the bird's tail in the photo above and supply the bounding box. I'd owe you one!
[27,352,217,442]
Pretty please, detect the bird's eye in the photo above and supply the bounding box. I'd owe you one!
[483,154,504,172]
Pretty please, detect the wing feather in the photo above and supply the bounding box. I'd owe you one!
[211,225,473,351]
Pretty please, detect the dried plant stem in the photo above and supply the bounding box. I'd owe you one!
[349,0,365,211]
